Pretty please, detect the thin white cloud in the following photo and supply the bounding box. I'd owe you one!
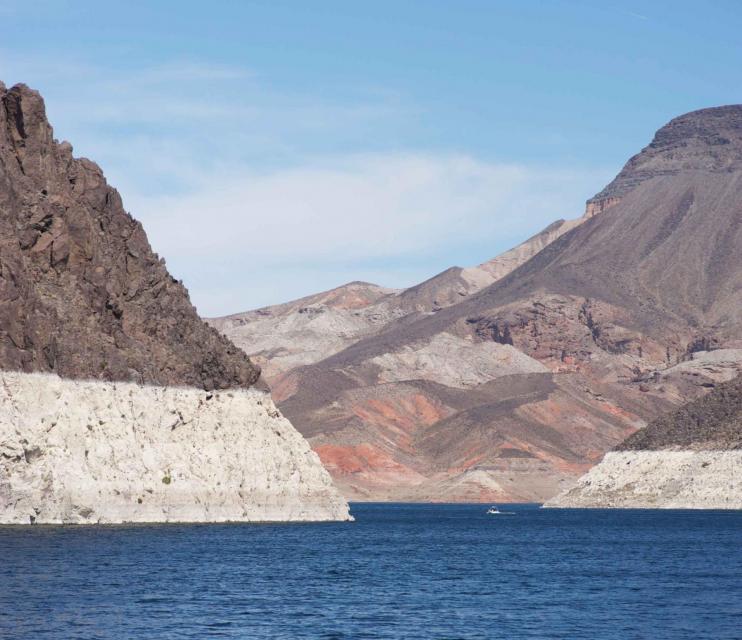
[0,51,410,139]
[626,11,649,21]
[0,51,416,194]
[132,153,596,263]
[125,152,608,314]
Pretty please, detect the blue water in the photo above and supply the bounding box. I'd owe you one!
[1,504,740,639]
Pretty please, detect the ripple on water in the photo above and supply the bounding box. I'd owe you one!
[0,504,740,639]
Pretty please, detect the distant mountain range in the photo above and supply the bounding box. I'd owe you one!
[211,105,742,503]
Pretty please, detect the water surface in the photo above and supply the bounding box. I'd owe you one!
[1,504,740,638]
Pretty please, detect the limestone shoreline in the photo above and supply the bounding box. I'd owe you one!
[0,370,352,524]
[543,450,742,509]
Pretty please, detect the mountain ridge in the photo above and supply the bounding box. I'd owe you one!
[213,103,742,503]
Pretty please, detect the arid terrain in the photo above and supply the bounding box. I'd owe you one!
[212,105,742,502]
[546,374,742,508]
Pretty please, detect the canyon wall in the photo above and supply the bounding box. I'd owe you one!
[0,82,351,523]
[212,104,742,503]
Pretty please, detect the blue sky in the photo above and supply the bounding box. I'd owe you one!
[1,1,741,314]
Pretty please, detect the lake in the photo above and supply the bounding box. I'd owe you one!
[1,503,740,639]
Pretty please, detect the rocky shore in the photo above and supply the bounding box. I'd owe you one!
[543,450,742,509]
[0,83,351,524]
[546,375,742,509]
[0,371,351,524]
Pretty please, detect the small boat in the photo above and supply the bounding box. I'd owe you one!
[486,506,501,514]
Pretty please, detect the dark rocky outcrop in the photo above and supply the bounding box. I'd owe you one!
[617,374,742,451]
[0,83,259,389]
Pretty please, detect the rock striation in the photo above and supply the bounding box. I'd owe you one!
[0,83,351,523]
[212,104,742,503]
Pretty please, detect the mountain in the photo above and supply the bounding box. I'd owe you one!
[0,84,258,390]
[209,216,587,381]
[0,83,350,523]
[545,374,742,508]
[618,374,742,451]
[209,281,400,381]
[212,104,742,503]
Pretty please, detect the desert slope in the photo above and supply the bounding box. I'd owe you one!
[209,281,401,380]
[208,216,586,380]
[213,104,742,503]
[0,82,350,523]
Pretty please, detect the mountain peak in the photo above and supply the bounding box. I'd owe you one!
[586,104,742,216]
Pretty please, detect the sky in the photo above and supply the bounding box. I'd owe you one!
[1,0,741,315]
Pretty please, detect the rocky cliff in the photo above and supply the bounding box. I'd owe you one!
[213,104,742,503]
[545,375,742,508]
[585,105,742,216]
[0,83,350,523]
[0,371,349,523]
[0,83,258,390]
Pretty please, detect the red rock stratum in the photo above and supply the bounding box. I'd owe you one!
[213,105,742,502]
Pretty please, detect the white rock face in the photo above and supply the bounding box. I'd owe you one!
[370,332,549,389]
[0,370,352,524]
[544,450,742,509]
